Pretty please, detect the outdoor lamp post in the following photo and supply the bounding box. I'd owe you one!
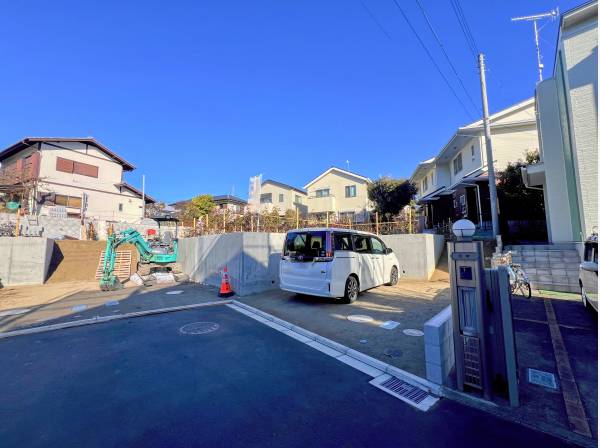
[452,219,476,240]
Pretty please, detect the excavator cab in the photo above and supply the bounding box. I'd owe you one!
[99,215,182,291]
[148,215,179,255]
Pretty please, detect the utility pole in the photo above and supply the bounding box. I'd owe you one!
[478,53,500,239]
[142,174,146,219]
[511,8,558,82]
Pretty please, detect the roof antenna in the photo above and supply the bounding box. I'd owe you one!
[346,160,350,171]
[511,8,559,82]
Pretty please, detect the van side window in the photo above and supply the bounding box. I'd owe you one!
[370,237,385,254]
[352,235,370,253]
[334,233,352,251]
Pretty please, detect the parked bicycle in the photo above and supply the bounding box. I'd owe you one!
[492,251,532,299]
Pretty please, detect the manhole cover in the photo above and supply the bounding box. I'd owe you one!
[347,315,374,323]
[179,322,219,335]
[0,308,31,317]
[403,329,424,337]
[528,368,558,389]
[384,348,403,358]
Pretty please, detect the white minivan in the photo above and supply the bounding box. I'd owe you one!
[579,233,598,312]
[279,228,400,303]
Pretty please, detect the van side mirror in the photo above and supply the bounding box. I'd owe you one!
[385,247,393,255]
[581,261,598,273]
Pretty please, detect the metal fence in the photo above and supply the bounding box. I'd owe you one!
[183,211,420,237]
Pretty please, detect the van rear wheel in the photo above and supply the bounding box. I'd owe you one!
[343,276,359,303]
[387,266,399,286]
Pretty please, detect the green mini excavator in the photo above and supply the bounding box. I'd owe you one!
[99,216,182,291]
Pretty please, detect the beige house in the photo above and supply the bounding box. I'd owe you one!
[304,167,373,223]
[260,179,307,216]
[0,137,154,221]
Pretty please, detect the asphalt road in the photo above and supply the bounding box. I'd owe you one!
[0,305,571,447]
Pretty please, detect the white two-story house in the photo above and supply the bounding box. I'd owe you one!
[304,167,373,223]
[523,1,597,244]
[411,98,539,236]
[0,137,154,221]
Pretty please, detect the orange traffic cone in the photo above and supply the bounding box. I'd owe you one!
[218,266,235,298]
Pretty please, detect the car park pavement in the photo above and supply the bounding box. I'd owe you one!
[238,278,452,378]
[0,304,572,447]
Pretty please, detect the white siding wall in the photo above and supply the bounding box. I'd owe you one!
[562,17,598,238]
[484,127,539,171]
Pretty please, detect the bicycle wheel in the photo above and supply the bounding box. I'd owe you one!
[511,281,532,299]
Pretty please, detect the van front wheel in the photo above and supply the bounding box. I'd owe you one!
[343,276,359,303]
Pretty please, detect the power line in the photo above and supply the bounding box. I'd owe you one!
[360,1,392,41]
[449,0,479,58]
[389,0,475,119]
[414,0,480,114]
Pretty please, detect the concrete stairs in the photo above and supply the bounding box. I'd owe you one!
[46,240,138,283]
[505,244,581,293]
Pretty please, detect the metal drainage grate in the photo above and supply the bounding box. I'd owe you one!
[378,376,429,404]
[179,322,219,335]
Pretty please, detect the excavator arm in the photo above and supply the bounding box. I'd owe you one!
[99,228,155,291]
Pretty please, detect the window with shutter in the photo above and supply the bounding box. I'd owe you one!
[73,161,99,178]
[56,157,74,173]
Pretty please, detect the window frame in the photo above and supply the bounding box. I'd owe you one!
[345,185,357,198]
[260,193,273,204]
[453,153,463,175]
[315,188,330,198]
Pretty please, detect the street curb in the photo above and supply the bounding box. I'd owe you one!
[229,300,442,397]
[0,300,233,339]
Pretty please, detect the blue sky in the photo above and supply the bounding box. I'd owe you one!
[0,0,581,203]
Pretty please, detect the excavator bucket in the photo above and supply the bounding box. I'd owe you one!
[99,274,123,291]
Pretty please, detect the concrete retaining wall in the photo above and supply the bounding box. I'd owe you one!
[381,233,445,280]
[423,305,454,385]
[179,232,444,294]
[179,233,285,296]
[0,237,54,286]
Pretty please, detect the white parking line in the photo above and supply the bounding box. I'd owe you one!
[227,300,440,411]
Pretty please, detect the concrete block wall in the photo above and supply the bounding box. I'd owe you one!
[0,237,55,286]
[178,232,285,296]
[424,305,454,385]
[179,233,244,293]
[381,233,445,280]
[179,232,444,295]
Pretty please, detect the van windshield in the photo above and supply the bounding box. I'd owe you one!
[284,231,329,260]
